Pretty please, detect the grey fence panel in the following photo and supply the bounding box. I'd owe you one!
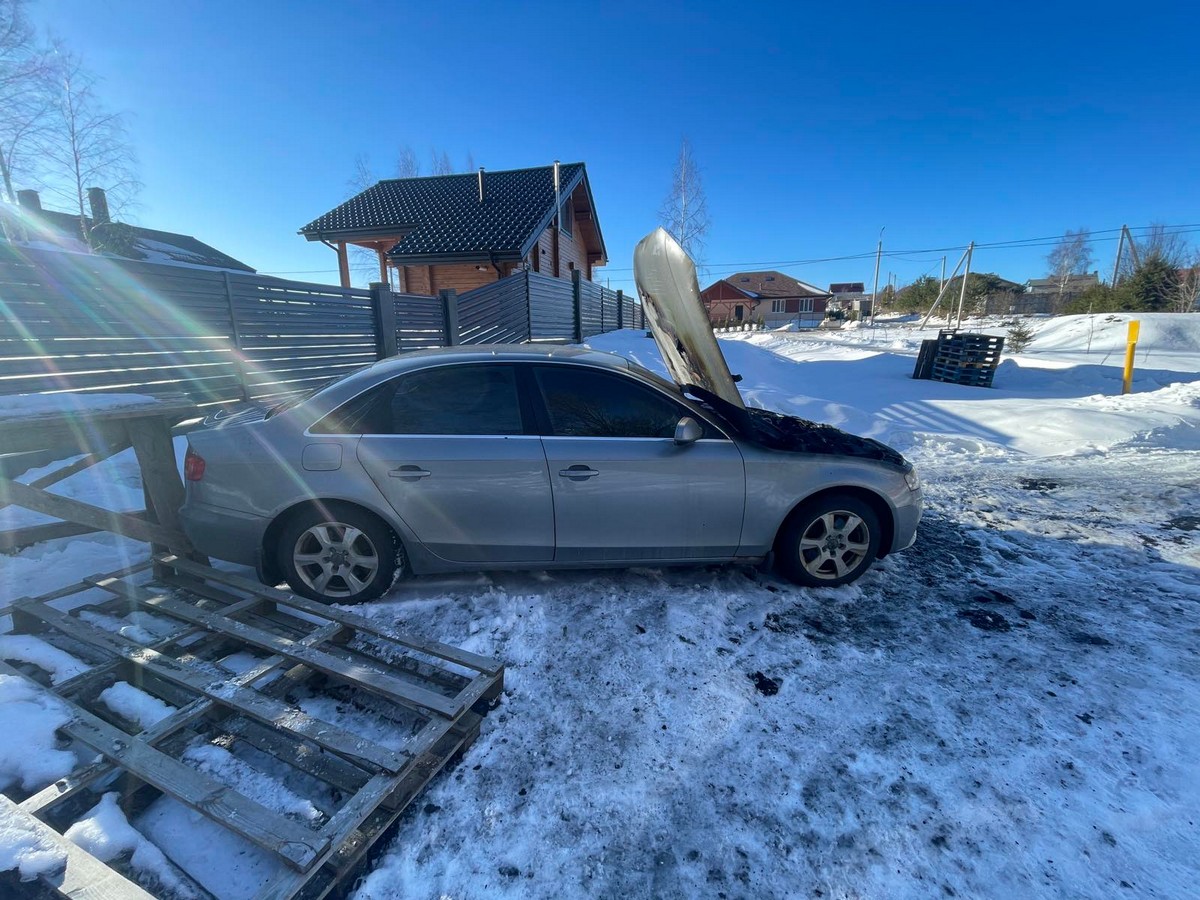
[578,279,604,338]
[226,274,378,402]
[458,272,532,345]
[599,287,621,332]
[0,245,243,404]
[394,293,446,353]
[620,295,641,329]
[527,272,575,341]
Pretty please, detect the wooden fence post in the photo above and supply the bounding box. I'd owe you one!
[440,289,460,346]
[370,282,398,359]
[616,290,624,330]
[572,269,583,343]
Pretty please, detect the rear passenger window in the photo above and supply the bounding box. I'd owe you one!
[534,367,686,438]
[313,364,523,435]
[389,364,523,435]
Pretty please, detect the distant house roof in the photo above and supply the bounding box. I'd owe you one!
[299,162,607,266]
[1027,273,1100,293]
[0,197,255,272]
[830,282,865,294]
[718,271,831,300]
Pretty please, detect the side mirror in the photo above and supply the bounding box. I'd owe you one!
[674,416,703,446]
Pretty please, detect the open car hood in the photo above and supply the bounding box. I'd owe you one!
[632,228,907,468]
[633,228,746,410]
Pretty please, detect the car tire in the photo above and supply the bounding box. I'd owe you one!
[775,494,881,587]
[277,502,398,604]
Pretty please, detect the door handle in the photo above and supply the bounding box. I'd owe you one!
[558,465,599,480]
[389,465,431,480]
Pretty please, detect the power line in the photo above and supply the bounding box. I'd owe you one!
[261,222,1200,280]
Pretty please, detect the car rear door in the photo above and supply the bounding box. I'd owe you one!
[355,363,554,564]
[529,364,746,562]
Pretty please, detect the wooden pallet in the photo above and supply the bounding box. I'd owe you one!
[0,556,504,900]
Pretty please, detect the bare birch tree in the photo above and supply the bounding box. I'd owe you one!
[430,148,453,176]
[1172,256,1200,313]
[396,144,420,178]
[0,0,55,203]
[1046,228,1094,306]
[39,48,139,236]
[659,137,710,263]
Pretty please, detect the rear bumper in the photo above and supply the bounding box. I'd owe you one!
[179,500,269,568]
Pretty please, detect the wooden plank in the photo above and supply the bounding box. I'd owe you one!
[87,574,461,719]
[0,795,159,900]
[0,660,327,871]
[0,520,103,552]
[24,598,407,773]
[160,556,502,676]
[262,715,481,900]
[0,477,184,547]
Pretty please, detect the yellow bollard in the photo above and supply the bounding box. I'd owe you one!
[1122,320,1140,395]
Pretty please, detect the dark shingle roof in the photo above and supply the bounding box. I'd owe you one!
[299,163,592,261]
[1,205,255,271]
[724,271,831,299]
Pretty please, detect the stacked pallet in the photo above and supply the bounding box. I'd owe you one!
[912,330,1004,388]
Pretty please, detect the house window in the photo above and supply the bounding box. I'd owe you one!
[734,304,744,321]
[771,299,786,313]
[559,200,573,237]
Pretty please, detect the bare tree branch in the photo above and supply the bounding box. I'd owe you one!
[396,144,420,178]
[38,47,139,237]
[1046,228,1094,306]
[659,137,710,264]
[0,0,56,202]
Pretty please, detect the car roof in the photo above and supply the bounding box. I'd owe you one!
[303,343,640,413]
[368,343,635,377]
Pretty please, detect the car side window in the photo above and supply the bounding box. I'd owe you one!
[313,364,524,435]
[388,364,523,435]
[533,366,689,438]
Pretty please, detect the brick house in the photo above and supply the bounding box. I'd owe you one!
[700,271,832,327]
[300,162,607,292]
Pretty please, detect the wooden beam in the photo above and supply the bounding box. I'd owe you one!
[159,555,503,675]
[0,439,130,513]
[18,599,408,774]
[85,574,462,719]
[376,246,388,284]
[0,795,160,900]
[0,477,184,547]
[0,660,328,871]
[336,241,351,288]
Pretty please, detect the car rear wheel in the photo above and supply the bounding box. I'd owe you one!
[775,494,881,587]
[277,503,398,604]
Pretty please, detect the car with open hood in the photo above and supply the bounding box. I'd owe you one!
[179,229,922,603]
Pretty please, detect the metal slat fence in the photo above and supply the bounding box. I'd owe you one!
[0,246,645,405]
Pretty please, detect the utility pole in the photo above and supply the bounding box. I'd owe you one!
[1111,226,1126,286]
[870,228,884,323]
[954,241,975,329]
[940,256,947,291]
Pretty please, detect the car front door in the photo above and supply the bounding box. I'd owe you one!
[529,364,746,563]
[354,363,554,564]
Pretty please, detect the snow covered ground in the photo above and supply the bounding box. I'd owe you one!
[1,313,1198,898]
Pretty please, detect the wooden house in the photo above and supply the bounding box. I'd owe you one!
[300,162,608,292]
[701,271,832,327]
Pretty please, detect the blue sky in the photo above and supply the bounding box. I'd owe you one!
[31,0,1200,295]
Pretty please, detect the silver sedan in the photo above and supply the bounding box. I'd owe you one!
[180,345,923,603]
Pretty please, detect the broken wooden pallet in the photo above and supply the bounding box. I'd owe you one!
[0,556,504,899]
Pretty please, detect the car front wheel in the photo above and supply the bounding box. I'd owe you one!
[775,494,881,587]
[277,503,397,603]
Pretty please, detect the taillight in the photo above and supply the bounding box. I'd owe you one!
[184,447,206,481]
